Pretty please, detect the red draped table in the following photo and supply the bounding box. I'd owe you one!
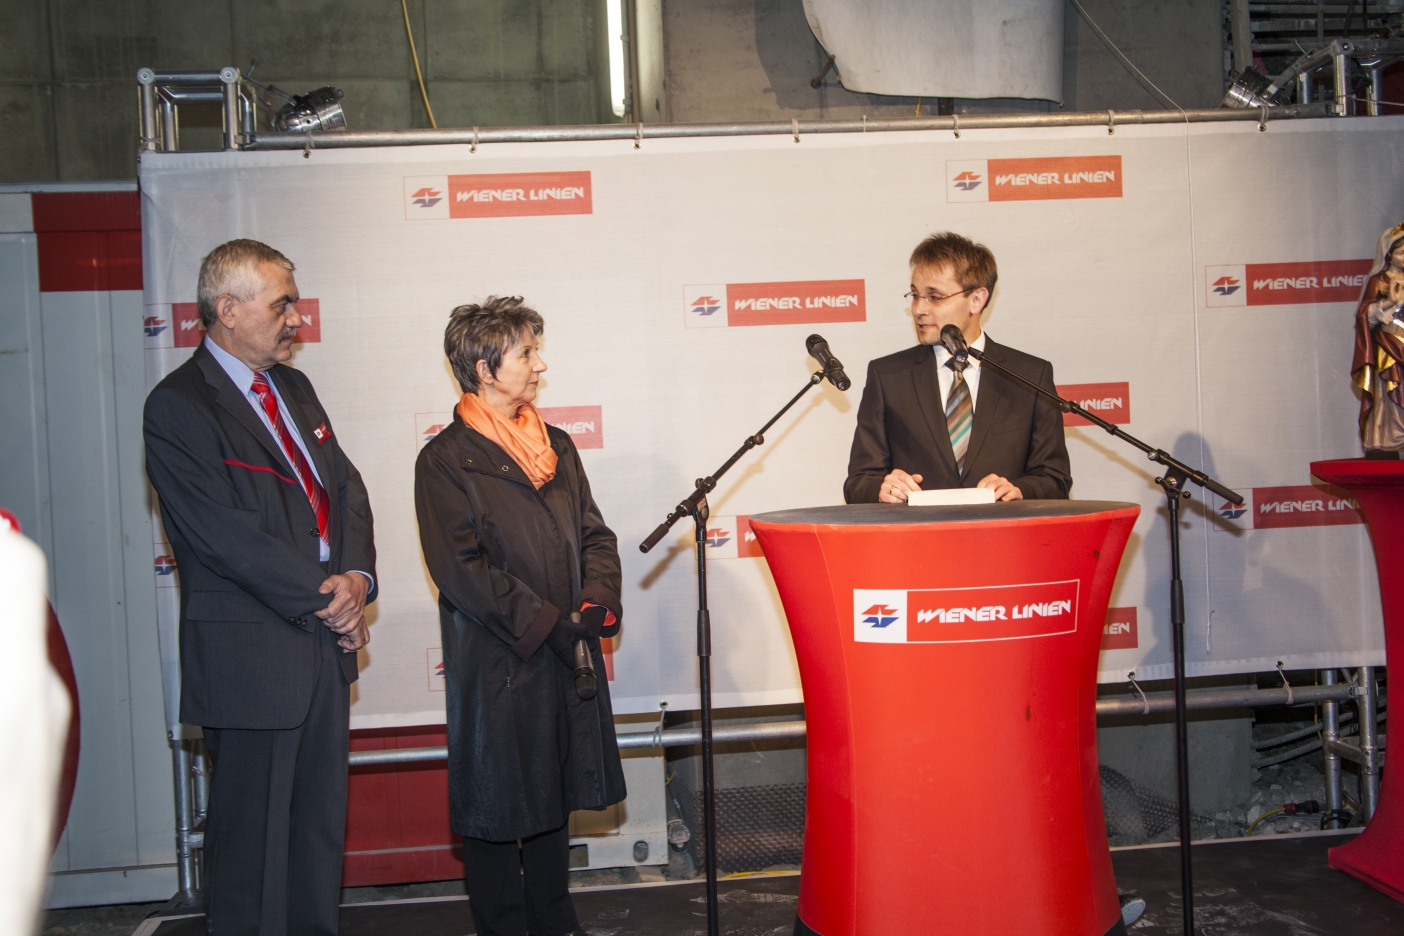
[1311,459,1401,901]
[750,501,1140,936]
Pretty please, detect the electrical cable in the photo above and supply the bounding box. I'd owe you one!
[1247,807,1285,836]
[1351,94,1404,109]
[1249,800,1320,836]
[1067,0,1183,112]
[1321,808,1354,830]
[1251,710,1386,768]
[1252,715,1347,751]
[1254,695,1387,752]
[400,0,438,129]
[719,870,797,880]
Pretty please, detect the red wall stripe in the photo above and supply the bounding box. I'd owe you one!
[31,191,141,232]
[33,192,143,293]
[37,230,143,292]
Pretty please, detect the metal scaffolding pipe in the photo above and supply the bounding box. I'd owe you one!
[1335,47,1352,116]
[246,103,1334,152]
[138,73,158,153]
[150,70,230,86]
[220,66,241,151]
[348,720,809,767]
[159,88,225,104]
[347,682,1366,767]
[157,90,178,153]
[1359,666,1382,822]
[171,741,197,900]
[1094,682,1356,717]
[1322,669,1344,828]
[1366,65,1385,116]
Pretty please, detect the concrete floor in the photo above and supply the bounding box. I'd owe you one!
[40,903,165,936]
[52,830,1404,936]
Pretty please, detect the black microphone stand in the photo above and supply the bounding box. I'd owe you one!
[639,371,826,936]
[955,339,1241,936]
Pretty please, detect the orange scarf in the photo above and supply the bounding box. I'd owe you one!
[456,393,558,489]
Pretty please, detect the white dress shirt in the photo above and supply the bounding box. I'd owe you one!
[204,339,371,587]
[934,330,987,411]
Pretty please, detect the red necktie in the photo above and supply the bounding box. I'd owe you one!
[251,372,330,545]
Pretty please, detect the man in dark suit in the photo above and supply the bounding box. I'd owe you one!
[144,240,376,936]
[846,232,1071,504]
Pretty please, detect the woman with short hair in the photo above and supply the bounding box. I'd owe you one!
[415,295,626,936]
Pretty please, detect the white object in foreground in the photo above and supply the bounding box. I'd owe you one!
[0,525,70,932]
[908,488,997,507]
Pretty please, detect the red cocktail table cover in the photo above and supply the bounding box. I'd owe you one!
[750,501,1140,936]
[1311,459,1402,902]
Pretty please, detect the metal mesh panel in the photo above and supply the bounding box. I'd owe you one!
[671,766,1213,869]
[1100,764,1213,842]
[677,782,806,874]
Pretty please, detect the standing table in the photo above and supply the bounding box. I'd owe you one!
[1310,459,1400,901]
[750,501,1140,936]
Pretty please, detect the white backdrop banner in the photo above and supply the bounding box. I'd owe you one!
[140,118,1397,731]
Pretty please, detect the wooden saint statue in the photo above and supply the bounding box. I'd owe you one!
[1353,222,1404,457]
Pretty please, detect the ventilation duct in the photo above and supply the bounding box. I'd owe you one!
[801,0,1064,103]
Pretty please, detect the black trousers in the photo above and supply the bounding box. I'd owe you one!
[202,625,350,936]
[463,823,579,936]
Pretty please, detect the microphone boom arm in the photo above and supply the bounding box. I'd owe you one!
[639,372,824,553]
[962,344,1243,506]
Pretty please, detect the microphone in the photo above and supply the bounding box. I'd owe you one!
[573,638,597,700]
[939,324,971,362]
[570,611,598,700]
[806,334,852,391]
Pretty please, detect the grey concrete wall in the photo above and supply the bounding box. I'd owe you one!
[1097,679,1255,814]
[2,0,1230,182]
[0,0,614,182]
[1063,0,1228,112]
[667,705,807,792]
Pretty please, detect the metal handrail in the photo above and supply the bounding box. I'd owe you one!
[244,103,1335,152]
[347,682,1369,767]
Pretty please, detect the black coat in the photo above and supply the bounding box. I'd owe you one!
[414,413,626,841]
[143,344,378,729]
[844,338,1072,503]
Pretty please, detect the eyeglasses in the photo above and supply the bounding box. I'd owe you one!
[905,287,978,307]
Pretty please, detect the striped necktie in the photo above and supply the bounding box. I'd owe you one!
[251,372,330,545]
[945,358,973,475]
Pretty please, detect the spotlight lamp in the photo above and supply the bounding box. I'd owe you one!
[271,87,347,133]
[1221,67,1289,109]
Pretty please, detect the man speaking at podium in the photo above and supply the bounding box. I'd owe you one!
[845,232,1071,504]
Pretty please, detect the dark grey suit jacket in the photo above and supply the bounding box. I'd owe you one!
[844,338,1072,504]
[144,343,377,729]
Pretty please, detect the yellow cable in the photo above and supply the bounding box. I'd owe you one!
[720,869,797,879]
[401,0,437,128]
[915,97,922,117]
[1247,807,1285,836]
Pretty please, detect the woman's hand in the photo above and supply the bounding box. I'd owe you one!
[546,609,595,668]
[575,605,609,638]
